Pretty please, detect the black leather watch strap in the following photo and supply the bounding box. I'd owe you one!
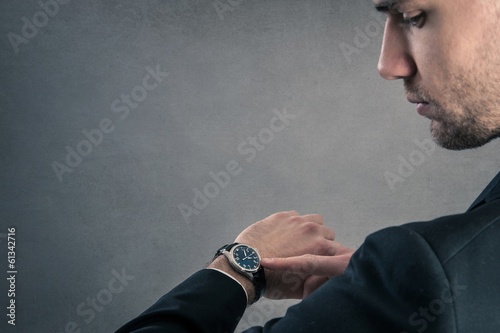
[252,267,266,303]
[213,243,239,262]
[213,243,266,304]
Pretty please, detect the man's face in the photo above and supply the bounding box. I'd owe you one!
[375,0,500,150]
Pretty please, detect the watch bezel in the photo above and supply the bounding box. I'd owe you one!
[226,244,261,274]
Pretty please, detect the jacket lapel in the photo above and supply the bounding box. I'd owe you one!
[467,170,500,212]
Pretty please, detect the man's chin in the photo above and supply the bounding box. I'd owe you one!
[430,121,494,151]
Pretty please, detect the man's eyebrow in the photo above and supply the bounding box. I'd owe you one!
[375,0,413,13]
[375,1,399,13]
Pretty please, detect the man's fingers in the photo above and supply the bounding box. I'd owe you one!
[271,210,300,220]
[300,214,324,225]
[323,227,336,241]
[302,276,329,299]
[261,254,352,277]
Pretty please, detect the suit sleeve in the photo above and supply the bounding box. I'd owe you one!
[243,226,458,333]
[116,226,457,333]
[115,269,248,333]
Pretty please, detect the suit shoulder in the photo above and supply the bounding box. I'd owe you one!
[399,200,500,265]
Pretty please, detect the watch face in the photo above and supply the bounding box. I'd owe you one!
[232,244,260,272]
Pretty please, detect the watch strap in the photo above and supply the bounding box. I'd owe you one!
[252,267,266,303]
[213,243,266,303]
[213,243,239,262]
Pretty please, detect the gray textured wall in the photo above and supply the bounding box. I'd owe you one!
[1,0,499,332]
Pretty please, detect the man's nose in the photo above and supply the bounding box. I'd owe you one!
[377,20,417,80]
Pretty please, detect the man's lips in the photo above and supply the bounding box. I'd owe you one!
[407,96,430,116]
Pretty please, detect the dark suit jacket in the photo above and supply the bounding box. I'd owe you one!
[116,171,500,332]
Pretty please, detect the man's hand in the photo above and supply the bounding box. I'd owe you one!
[261,244,355,298]
[230,211,350,300]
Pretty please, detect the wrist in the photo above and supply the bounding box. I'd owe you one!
[209,256,256,305]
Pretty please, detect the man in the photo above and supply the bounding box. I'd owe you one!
[117,0,500,331]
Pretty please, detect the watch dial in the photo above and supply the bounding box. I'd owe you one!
[233,245,260,271]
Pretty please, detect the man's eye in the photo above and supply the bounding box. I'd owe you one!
[400,12,425,29]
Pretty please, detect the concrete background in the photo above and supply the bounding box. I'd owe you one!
[1,0,499,332]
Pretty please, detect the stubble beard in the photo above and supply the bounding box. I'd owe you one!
[405,72,500,151]
[430,101,497,151]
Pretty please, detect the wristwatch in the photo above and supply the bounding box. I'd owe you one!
[214,243,266,303]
